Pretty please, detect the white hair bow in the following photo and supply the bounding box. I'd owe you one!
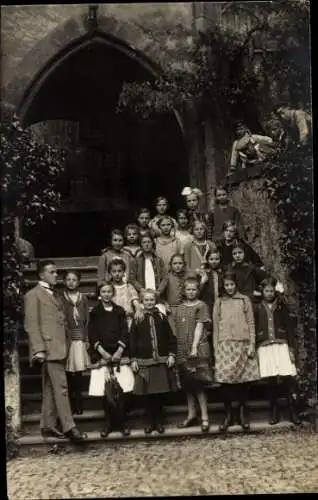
[181,186,203,198]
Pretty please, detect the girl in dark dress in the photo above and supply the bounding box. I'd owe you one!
[254,277,301,425]
[62,270,90,415]
[130,289,177,435]
[217,220,264,268]
[88,281,131,437]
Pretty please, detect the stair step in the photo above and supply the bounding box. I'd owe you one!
[17,420,297,452]
[22,400,286,424]
[23,256,99,268]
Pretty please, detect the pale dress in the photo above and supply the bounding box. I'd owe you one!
[257,343,297,378]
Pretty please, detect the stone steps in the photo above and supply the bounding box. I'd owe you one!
[21,400,290,434]
[17,420,297,457]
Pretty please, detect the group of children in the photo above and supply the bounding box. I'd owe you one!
[61,185,301,437]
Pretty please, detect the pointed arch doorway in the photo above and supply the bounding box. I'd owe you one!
[9,29,188,256]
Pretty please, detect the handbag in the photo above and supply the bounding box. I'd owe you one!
[182,356,213,386]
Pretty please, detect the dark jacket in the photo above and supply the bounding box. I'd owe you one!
[254,298,297,356]
[88,302,129,363]
[217,238,264,268]
[229,262,267,298]
[130,310,177,366]
[134,253,166,293]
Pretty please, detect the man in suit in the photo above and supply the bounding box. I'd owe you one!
[24,260,86,441]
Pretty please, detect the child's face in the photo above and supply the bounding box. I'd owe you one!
[160,219,173,236]
[224,226,236,242]
[184,282,199,301]
[193,223,205,240]
[142,292,156,310]
[156,199,168,215]
[263,285,276,302]
[232,248,245,264]
[112,234,124,251]
[171,256,184,274]
[100,284,114,302]
[177,213,188,229]
[141,236,153,253]
[138,212,150,228]
[110,264,125,283]
[208,253,221,269]
[126,229,139,245]
[186,194,199,210]
[224,279,237,296]
[65,273,79,291]
[216,189,228,205]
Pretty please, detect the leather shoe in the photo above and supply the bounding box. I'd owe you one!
[144,424,156,434]
[41,427,65,439]
[120,427,131,437]
[156,423,165,434]
[64,427,87,442]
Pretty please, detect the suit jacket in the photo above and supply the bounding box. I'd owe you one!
[24,284,68,363]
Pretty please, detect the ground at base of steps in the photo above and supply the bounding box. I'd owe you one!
[7,429,318,497]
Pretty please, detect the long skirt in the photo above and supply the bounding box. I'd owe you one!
[66,341,90,373]
[257,343,297,378]
[215,340,259,384]
[134,364,177,396]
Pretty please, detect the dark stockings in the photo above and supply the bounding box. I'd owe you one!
[219,384,235,432]
[266,377,281,425]
[236,382,251,430]
[67,372,83,415]
[101,394,129,437]
[144,394,165,433]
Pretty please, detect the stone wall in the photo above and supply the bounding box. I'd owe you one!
[1,3,192,89]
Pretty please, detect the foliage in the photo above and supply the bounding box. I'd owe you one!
[262,142,316,408]
[1,104,66,371]
[117,0,310,143]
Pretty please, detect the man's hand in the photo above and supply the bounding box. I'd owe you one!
[33,351,46,363]
[166,355,175,368]
[189,345,198,358]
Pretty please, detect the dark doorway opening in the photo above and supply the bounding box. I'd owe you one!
[21,36,188,257]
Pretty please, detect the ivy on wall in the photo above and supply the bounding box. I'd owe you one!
[1,104,66,372]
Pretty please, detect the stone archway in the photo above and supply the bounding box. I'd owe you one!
[5,13,189,256]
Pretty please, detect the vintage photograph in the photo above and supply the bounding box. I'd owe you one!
[2,1,316,497]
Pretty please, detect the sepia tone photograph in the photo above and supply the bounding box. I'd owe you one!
[2,1,317,497]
